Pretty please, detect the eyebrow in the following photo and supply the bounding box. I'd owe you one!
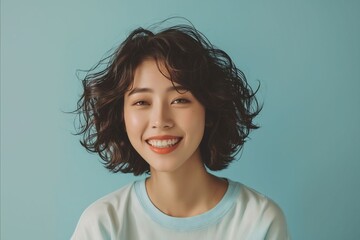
[127,85,188,96]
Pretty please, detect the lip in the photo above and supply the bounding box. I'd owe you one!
[145,135,182,154]
[146,135,182,140]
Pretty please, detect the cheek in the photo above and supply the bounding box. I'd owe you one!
[125,113,139,128]
[124,110,145,137]
[183,107,206,134]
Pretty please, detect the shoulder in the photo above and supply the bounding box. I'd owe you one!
[71,181,135,240]
[80,181,134,219]
[237,181,284,216]
[229,180,290,239]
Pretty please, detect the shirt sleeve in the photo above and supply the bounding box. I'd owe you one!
[70,203,114,240]
[262,200,291,240]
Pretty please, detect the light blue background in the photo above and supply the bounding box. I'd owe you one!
[1,0,360,239]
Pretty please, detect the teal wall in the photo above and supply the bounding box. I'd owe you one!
[1,0,360,239]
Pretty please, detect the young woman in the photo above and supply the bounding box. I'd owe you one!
[71,23,290,239]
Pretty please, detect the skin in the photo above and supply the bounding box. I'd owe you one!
[124,59,227,217]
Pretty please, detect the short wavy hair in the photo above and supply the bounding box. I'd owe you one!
[75,23,262,175]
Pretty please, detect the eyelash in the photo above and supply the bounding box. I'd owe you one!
[132,98,190,106]
[133,101,149,106]
[172,98,190,104]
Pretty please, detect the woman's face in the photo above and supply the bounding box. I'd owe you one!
[123,59,206,173]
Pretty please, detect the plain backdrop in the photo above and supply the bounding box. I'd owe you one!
[1,0,360,239]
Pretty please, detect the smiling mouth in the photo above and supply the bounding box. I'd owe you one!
[146,138,181,148]
[145,137,182,154]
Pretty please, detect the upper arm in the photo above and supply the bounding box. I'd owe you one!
[71,203,115,240]
[262,201,290,240]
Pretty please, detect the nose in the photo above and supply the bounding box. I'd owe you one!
[150,102,174,129]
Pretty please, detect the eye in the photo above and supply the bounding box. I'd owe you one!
[172,98,190,104]
[133,100,149,106]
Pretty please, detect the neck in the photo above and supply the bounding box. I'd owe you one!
[146,159,228,217]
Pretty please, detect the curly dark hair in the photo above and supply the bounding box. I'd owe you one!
[75,23,262,175]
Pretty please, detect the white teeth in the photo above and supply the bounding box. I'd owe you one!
[147,139,180,148]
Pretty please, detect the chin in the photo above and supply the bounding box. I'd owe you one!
[149,161,185,174]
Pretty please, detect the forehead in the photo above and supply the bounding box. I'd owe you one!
[126,59,188,95]
[132,59,182,87]
[133,59,168,83]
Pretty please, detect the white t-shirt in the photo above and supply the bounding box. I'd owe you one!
[71,179,290,240]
